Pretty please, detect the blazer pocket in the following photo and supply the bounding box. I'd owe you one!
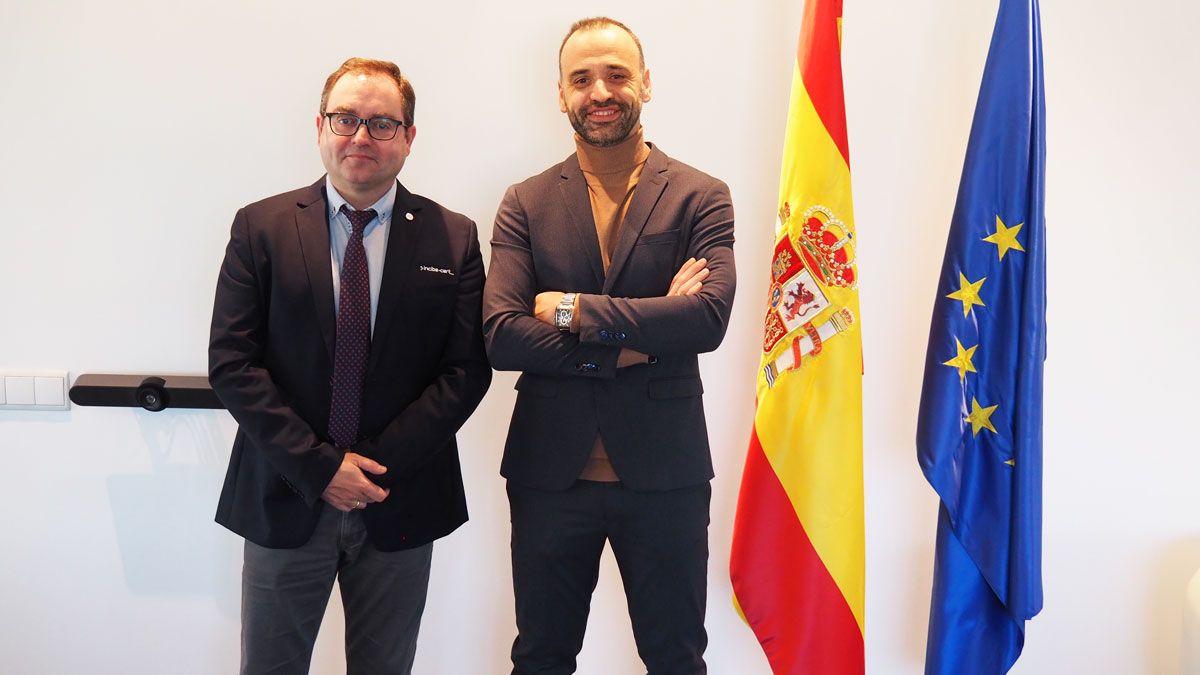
[515,374,558,398]
[402,272,459,296]
[636,229,681,245]
[647,376,704,399]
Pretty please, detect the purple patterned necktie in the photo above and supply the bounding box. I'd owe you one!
[328,205,375,448]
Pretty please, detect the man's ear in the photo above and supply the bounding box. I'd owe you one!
[558,80,568,113]
[641,69,653,102]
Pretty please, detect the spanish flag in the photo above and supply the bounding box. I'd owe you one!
[729,0,864,672]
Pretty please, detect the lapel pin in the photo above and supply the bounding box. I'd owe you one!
[405,212,414,221]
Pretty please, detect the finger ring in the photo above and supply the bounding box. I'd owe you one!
[354,500,363,509]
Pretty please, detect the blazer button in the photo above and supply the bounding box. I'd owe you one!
[599,329,611,340]
[576,362,598,372]
[616,331,627,341]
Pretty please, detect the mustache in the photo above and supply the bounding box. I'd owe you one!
[581,99,631,115]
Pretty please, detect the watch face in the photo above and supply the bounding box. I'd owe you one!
[554,293,575,330]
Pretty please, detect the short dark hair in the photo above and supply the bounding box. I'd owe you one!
[559,17,645,73]
[319,57,415,126]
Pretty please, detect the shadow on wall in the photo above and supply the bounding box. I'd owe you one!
[903,531,936,669]
[106,408,240,618]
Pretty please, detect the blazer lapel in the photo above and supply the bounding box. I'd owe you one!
[295,181,336,364]
[603,146,669,294]
[557,155,606,289]
[367,181,423,373]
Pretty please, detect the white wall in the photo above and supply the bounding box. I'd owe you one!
[1,0,1197,673]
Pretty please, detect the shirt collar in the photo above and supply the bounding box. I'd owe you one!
[325,177,398,224]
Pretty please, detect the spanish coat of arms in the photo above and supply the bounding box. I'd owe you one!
[761,202,858,387]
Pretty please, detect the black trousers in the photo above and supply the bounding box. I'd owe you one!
[508,480,711,675]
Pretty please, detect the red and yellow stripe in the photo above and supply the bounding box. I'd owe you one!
[730,1,864,672]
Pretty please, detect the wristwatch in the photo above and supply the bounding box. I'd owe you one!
[554,292,577,332]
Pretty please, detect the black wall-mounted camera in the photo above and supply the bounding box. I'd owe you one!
[134,377,170,411]
[69,374,224,412]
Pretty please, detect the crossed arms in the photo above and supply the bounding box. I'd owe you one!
[482,178,736,378]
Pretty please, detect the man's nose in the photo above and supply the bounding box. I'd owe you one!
[352,123,373,142]
[590,80,611,101]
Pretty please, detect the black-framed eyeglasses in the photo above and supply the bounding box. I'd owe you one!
[322,112,407,141]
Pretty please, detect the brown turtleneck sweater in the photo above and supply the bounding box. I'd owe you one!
[575,126,652,482]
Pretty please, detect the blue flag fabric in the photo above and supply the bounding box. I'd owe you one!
[916,0,1046,672]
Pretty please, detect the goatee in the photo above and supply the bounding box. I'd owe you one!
[569,100,640,148]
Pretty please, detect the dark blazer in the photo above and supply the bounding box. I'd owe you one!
[209,178,491,551]
[482,145,735,491]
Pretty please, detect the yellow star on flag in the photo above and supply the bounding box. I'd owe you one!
[947,273,987,317]
[983,215,1025,261]
[943,339,979,381]
[966,397,999,436]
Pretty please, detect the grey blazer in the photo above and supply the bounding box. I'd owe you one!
[482,145,736,491]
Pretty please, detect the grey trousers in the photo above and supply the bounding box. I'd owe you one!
[240,505,433,675]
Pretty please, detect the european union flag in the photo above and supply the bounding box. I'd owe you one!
[916,0,1046,672]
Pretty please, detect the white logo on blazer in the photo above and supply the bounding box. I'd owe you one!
[419,265,455,276]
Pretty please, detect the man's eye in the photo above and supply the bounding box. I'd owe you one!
[573,77,590,87]
[334,115,358,127]
[611,74,627,81]
[372,119,396,132]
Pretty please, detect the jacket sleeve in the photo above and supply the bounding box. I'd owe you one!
[576,180,736,356]
[352,220,493,484]
[482,184,622,379]
[208,208,342,507]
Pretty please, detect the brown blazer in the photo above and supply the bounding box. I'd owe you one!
[209,179,491,550]
[482,145,735,491]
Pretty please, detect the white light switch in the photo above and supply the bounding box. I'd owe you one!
[5,377,36,405]
[1,370,70,411]
[35,376,65,406]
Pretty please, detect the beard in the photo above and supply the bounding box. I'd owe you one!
[567,99,641,147]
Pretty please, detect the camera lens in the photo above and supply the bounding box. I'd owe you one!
[136,377,169,412]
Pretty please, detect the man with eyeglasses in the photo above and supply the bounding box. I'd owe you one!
[209,57,491,675]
